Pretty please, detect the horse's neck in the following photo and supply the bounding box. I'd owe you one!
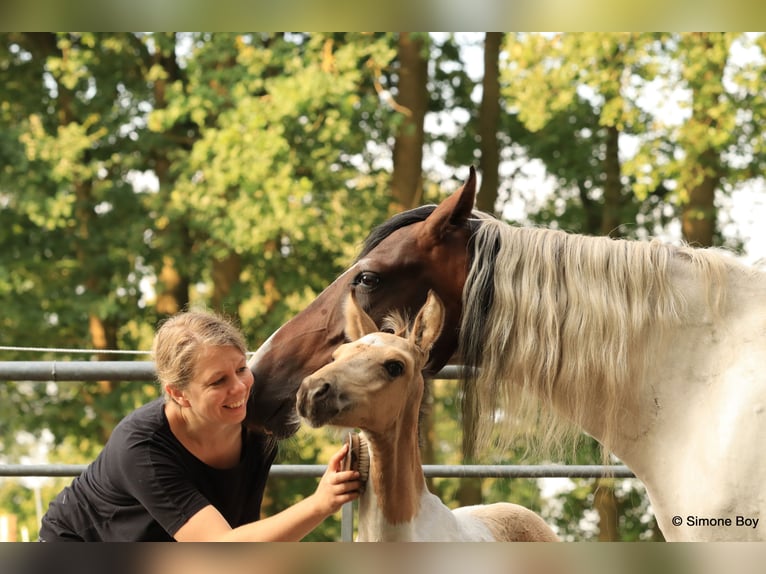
[607,275,766,540]
[361,420,425,521]
[355,400,432,540]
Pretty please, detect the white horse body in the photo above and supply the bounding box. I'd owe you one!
[614,263,766,541]
[459,214,766,542]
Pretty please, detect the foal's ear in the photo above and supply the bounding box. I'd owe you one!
[344,289,378,341]
[410,290,445,353]
[423,166,476,240]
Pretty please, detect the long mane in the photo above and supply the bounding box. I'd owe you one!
[459,218,738,459]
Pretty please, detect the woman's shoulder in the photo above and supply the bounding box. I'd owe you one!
[111,397,170,445]
[101,397,182,474]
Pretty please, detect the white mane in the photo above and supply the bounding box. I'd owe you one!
[460,220,746,459]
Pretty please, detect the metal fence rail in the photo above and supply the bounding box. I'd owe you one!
[0,359,635,481]
[0,462,635,542]
[0,463,634,478]
[0,361,467,381]
[0,360,156,381]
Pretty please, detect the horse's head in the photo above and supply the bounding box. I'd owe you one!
[296,289,445,433]
[247,167,478,438]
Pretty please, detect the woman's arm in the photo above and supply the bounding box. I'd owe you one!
[174,443,361,542]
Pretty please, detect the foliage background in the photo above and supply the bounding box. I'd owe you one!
[2,32,766,541]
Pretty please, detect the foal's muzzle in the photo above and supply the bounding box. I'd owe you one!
[296,377,342,427]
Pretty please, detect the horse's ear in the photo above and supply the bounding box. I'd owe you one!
[344,289,378,341]
[410,290,445,353]
[423,166,477,240]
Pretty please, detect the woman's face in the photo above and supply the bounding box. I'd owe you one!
[180,344,254,427]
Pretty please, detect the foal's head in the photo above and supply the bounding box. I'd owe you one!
[296,289,445,435]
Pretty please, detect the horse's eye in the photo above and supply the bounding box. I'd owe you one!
[384,360,404,378]
[353,271,380,290]
[381,327,395,334]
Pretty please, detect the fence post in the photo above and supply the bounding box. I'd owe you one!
[340,501,355,541]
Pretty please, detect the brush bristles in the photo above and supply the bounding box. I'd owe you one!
[342,431,355,472]
[356,433,370,491]
[342,431,370,493]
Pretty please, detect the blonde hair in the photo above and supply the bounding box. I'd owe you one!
[152,310,247,400]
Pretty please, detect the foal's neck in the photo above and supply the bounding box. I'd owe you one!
[362,391,425,525]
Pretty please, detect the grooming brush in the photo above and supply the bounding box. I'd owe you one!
[342,431,370,493]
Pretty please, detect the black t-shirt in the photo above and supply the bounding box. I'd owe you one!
[39,398,277,541]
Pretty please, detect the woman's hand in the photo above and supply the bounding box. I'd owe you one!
[176,442,363,541]
[311,442,362,516]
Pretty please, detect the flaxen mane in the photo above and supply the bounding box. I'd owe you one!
[460,218,738,459]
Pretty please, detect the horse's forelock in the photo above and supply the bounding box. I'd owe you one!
[380,311,410,336]
[356,205,437,260]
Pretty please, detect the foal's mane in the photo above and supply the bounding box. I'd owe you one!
[380,311,410,337]
[460,219,739,460]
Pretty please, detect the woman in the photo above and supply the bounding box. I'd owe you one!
[39,310,360,541]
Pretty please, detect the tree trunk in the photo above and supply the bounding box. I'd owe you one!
[476,32,502,216]
[594,479,620,541]
[457,392,483,506]
[155,252,190,315]
[151,33,192,314]
[601,124,624,237]
[679,33,727,248]
[390,33,428,213]
[681,161,718,247]
[211,251,242,320]
[36,33,122,443]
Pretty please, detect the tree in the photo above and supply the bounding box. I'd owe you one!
[142,32,195,316]
[475,32,503,214]
[390,33,429,213]
[500,33,664,238]
[4,32,766,542]
[624,33,766,249]
[0,33,158,448]
[0,32,399,541]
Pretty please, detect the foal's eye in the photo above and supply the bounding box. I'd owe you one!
[381,327,395,334]
[384,360,405,378]
[353,271,380,290]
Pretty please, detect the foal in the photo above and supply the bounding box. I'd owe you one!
[297,290,559,542]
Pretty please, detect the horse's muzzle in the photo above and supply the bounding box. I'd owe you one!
[296,377,342,427]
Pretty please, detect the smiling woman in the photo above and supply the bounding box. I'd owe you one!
[38,309,361,542]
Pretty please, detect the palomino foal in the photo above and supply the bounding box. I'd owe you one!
[297,290,559,542]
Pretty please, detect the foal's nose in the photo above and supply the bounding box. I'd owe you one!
[297,378,332,419]
[309,381,332,402]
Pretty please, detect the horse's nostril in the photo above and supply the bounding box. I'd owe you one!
[312,381,331,400]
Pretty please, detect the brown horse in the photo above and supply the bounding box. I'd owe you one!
[297,289,559,541]
[249,167,766,541]
[247,171,477,438]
